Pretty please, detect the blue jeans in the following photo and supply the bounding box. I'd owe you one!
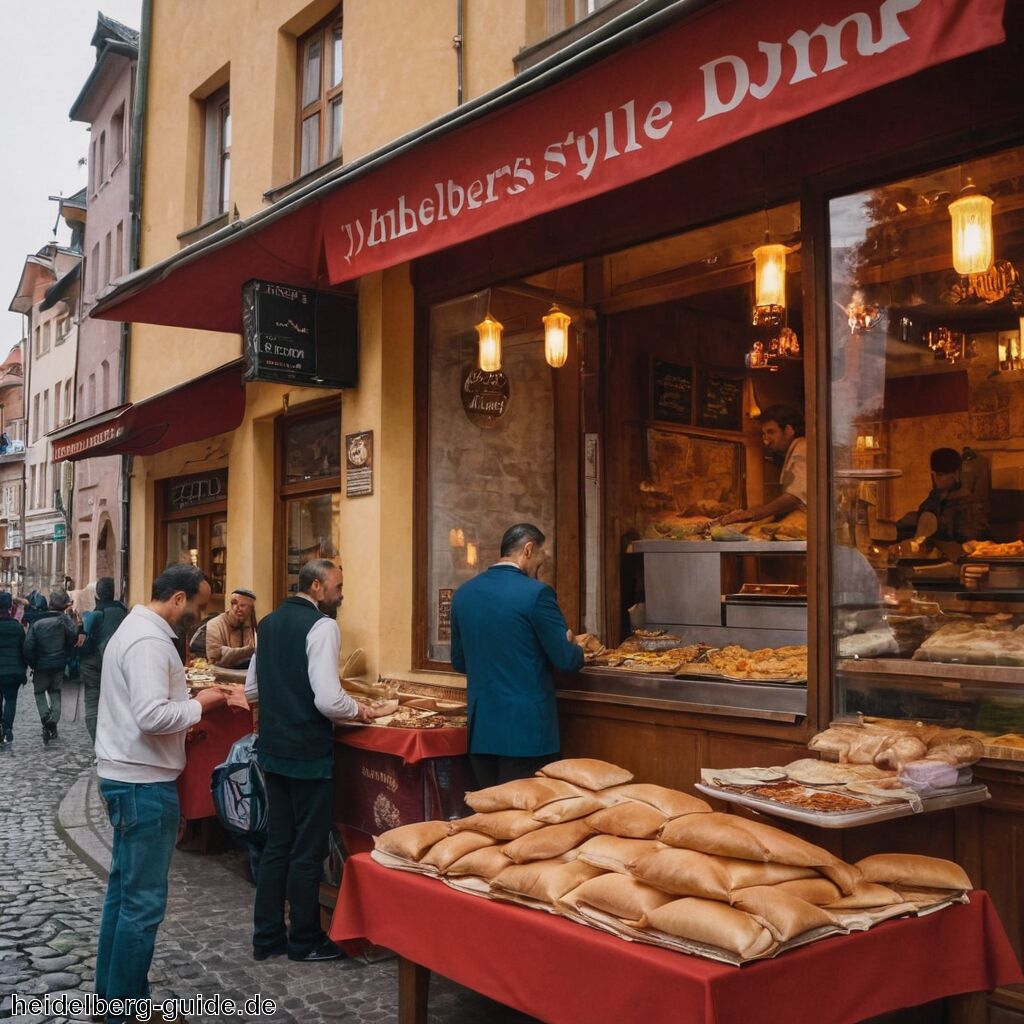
[96,779,179,1022]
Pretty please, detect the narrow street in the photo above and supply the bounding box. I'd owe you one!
[0,681,532,1023]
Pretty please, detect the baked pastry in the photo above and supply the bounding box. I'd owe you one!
[822,881,905,909]
[465,777,583,813]
[502,820,595,864]
[539,758,634,790]
[629,847,731,901]
[873,735,928,770]
[924,735,984,766]
[645,897,777,960]
[560,873,674,928]
[491,858,605,904]
[730,885,839,942]
[420,832,496,872]
[584,801,668,839]
[451,810,546,841]
[533,794,607,823]
[374,820,451,861]
[444,845,513,880]
[855,853,972,891]
[770,878,843,906]
[599,783,711,818]
[575,836,660,874]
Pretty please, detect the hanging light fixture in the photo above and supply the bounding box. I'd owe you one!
[542,305,571,368]
[475,313,503,372]
[949,178,994,276]
[752,242,788,325]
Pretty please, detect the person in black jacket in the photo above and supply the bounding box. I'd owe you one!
[24,591,79,742]
[79,577,129,742]
[0,592,27,745]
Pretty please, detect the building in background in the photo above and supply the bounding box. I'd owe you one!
[0,342,26,590]
[49,13,139,591]
[8,241,81,594]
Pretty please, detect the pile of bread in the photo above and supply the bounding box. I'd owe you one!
[371,758,971,965]
[809,720,984,772]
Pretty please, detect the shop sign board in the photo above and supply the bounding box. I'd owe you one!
[53,523,66,542]
[241,280,358,390]
[166,469,228,513]
[461,368,510,428]
[322,0,1005,284]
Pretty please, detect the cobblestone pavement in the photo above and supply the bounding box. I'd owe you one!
[0,681,536,1024]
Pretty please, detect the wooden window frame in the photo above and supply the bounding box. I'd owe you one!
[295,9,344,177]
[273,397,342,604]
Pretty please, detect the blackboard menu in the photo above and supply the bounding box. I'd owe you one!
[698,370,744,431]
[651,359,693,424]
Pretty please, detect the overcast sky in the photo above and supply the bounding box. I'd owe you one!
[1,1,142,347]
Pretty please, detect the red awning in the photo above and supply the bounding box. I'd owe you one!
[92,0,1006,334]
[50,359,245,462]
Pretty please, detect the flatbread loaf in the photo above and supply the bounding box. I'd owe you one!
[629,847,731,901]
[657,812,861,893]
[730,885,840,942]
[532,794,607,824]
[646,898,777,960]
[855,853,972,891]
[374,820,451,861]
[451,810,546,841]
[599,783,711,818]
[560,873,674,928]
[823,881,905,909]
[584,801,668,839]
[781,759,894,786]
[763,878,842,906]
[576,835,660,874]
[539,758,634,790]
[491,858,605,904]
[502,820,595,864]
[715,857,819,892]
[924,735,984,766]
[444,845,514,880]
[420,831,496,872]
[890,885,967,906]
[465,777,583,813]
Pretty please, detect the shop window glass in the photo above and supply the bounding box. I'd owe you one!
[167,520,200,567]
[278,405,341,599]
[425,290,557,663]
[828,143,1024,755]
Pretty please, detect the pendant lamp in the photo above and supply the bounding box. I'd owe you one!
[949,179,994,276]
[475,314,503,372]
[542,305,571,368]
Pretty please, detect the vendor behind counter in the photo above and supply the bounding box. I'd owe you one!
[896,447,989,545]
[718,405,806,526]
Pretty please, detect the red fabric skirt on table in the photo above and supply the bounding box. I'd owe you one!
[178,704,254,821]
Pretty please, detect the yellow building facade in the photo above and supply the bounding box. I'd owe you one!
[127,0,560,682]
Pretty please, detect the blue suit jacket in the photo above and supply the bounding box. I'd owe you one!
[450,564,585,757]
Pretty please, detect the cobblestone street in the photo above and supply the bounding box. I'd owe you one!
[0,681,533,1024]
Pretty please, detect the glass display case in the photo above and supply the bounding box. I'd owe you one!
[828,142,1024,761]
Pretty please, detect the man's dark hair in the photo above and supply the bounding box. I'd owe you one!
[96,577,115,602]
[49,591,71,611]
[500,523,546,558]
[298,559,337,593]
[758,404,805,436]
[152,564,208,602]
[930,447,962,474]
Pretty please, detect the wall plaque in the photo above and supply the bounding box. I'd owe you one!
[345,430,374,497]
[461,367,510,428]
[437,588,454,643]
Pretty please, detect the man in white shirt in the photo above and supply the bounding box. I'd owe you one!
[245,559,373,963]
[94,564,227,1024]
[718,404,807,524]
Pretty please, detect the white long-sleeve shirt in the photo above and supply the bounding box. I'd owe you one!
[96,605,203,783]
[244,594,360,721]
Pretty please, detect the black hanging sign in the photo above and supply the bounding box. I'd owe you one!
[651,359,693,425]
[242,279,358,389]
[698,369,744,432]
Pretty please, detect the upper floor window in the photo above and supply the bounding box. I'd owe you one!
[201,85,231,222]
[98,131,107,185]
[297,10,343,177]
[110,104,125,169]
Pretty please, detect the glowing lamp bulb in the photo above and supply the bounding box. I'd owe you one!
[542,306,571,368]
[753,244,788,310]
[949,185,994,276]
[475,314,503,372]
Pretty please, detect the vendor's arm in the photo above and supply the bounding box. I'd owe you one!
[205,614,252,667]
[530,587,586,674]
[216,643,254,669]
[307,618,373,722]
[718,491,802,526]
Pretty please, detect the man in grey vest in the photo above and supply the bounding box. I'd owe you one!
[244,558,373,962]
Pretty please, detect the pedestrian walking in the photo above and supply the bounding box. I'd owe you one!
[94,563,227,1024]
[450,522,585,788]
[79,577,129,742]
[244,558,373,963]
[24,591,79,742]
[0,592,27,746]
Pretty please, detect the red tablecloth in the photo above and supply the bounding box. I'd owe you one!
[331,855,1023,1024]
[336,725,466,765]
[178,705,254,821]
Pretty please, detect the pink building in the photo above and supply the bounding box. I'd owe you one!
[58,13,138,589]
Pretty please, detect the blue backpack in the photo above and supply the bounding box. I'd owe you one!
[211,733,269,838]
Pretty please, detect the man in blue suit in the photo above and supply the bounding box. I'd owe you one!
[450,522,585,788]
